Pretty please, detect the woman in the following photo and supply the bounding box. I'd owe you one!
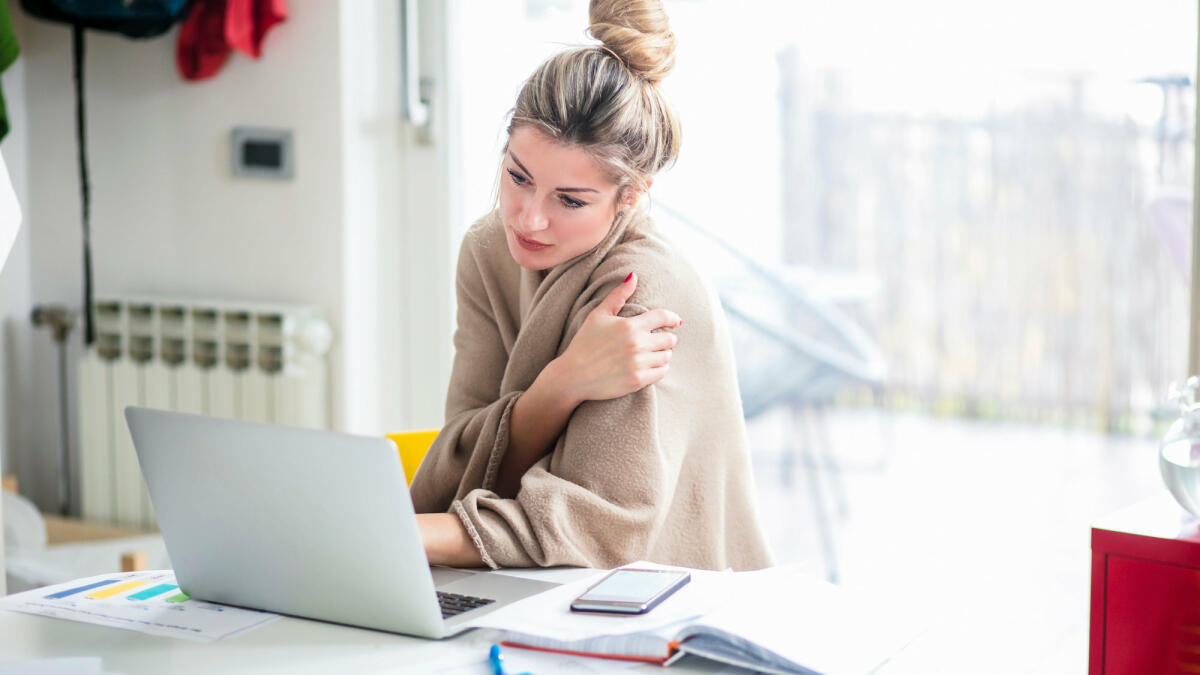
[410,0,772,572]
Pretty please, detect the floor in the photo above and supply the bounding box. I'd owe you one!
[745,406,1162,675]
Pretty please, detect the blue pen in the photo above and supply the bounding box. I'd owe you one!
[489,644,533,675]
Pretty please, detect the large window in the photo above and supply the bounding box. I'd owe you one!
[455,0,1195,430]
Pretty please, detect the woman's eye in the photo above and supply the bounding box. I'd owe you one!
[507,169,528,186]
[559,195,585,209]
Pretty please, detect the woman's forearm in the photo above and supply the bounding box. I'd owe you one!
[493,357,580,498]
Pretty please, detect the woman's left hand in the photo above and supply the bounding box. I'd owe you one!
[553,271,681,405]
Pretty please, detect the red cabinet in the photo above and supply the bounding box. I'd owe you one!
[1091,497,1200,675]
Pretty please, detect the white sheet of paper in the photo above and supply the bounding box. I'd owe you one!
[465,561,733,642]
[476,562,921,674]
[0,570,279,642]
[680,564,922,675]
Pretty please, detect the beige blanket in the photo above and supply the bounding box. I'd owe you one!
[410,208,773,571]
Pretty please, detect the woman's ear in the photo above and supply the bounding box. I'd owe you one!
[622,178,653,208]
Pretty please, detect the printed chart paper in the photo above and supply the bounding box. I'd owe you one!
[0,570,279,642]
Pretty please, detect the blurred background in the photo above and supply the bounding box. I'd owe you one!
[0,0,1196,671]
[458,0,1193,435]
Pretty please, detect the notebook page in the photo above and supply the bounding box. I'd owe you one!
[465,561,731,643]
[675,566,918,675]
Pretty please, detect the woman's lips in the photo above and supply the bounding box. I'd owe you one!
[514,230,551,251]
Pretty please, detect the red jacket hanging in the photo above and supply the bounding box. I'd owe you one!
[177,0,287,81]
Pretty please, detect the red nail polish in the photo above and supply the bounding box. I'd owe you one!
[624,272,634,283]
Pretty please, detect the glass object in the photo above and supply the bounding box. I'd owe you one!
[1161,377,1200,518]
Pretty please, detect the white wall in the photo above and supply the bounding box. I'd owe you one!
[0,0,33,586]
[1,0,34,524]
[0,0,436,513]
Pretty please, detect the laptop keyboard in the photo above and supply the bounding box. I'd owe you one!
[437,591,496,619]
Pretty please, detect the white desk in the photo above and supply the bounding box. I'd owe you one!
[0,568,733,674]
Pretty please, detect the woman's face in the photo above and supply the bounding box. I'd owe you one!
[499,126,628,271]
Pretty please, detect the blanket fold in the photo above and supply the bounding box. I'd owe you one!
[410,208,772,571]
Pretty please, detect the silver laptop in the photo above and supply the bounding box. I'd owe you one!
[124,406,559,638]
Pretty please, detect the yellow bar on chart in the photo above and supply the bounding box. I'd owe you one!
[86,580,149,599]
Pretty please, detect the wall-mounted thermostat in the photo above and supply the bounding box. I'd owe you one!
[231,127,294,179]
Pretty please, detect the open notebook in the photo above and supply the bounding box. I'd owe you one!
[467,562,920,674]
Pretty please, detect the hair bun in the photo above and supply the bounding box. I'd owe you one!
[587,0,676,84]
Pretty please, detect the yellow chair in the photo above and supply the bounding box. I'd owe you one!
[386,430,439,485]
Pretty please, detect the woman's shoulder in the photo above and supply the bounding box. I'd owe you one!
[457,210,516,276]
[594,214,716,317]
[460,210,507,257]
[453,211,526,313]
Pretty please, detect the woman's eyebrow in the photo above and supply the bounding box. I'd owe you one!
[508,151,600,194]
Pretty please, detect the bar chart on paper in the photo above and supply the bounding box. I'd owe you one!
[0,571,279,641]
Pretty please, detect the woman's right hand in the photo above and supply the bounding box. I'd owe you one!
[554,272,681,404]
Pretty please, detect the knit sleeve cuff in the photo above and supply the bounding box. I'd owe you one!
[451,499,499,570]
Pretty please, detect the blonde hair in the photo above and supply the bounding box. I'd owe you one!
[506,0,682,203]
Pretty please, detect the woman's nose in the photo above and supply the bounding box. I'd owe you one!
[521,197,549,231]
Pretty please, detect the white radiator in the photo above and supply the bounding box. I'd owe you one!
[78,297,332,529]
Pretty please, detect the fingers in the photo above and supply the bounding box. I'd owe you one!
[631,308,682,332]
[637,364,670,389]
[599,271,639,316]
[637,349,673,369]
[645,331,678,353]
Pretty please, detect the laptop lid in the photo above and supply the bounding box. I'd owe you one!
[125,407,447,638]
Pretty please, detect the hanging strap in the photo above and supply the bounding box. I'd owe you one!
[71,23,94,346]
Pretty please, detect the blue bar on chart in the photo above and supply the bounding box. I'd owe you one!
[126,584,179,601]
[44,579,120,599]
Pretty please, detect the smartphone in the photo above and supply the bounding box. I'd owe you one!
[569,568,691,615]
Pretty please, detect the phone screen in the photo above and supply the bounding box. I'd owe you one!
[576,569,689,603]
